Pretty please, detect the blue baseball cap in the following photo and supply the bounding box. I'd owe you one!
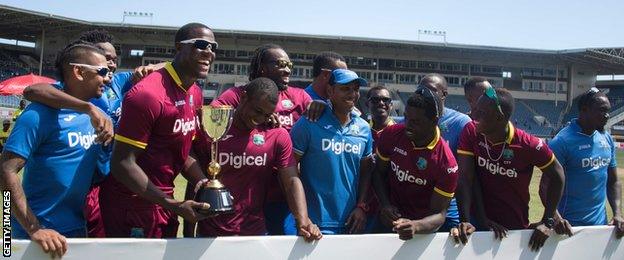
[330,69,368,87]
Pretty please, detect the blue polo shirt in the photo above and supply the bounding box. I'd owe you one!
[6,102,108,237]
[90,72,133,127]
[549,119,617,226]
[304,84,325,101]
[290,106,373,229]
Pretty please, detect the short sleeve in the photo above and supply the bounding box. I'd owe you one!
[210,87,242,107]
[273,128,297,169]
[457,121,476,156]
[529,136,555,170]
[114,87,160,149]
[608,134,618,168]
[375,126,394,161]
[301,91,313,109]
[3,108,46,159]
[433,144,459,198]
[548,136,567,168]
[289,117,310,156]
[362,128,373,158]
[115,72,134,96]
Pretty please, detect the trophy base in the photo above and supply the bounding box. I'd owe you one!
[194,186,234,215]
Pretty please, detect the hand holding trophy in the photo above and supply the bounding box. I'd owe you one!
[194,105,235,215]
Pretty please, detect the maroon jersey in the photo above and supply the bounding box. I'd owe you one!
[210,85,311,131]
[457,121,555,229]
[377,124,459,220]
[197,124,296,236]
[107,62,202,201]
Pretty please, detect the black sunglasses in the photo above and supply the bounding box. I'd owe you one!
[368,96,392,104]
[415,85,440,118]
[179,38,219,52]
[268,59,294,70]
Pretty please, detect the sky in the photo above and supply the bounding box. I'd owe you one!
[1,0,622,50]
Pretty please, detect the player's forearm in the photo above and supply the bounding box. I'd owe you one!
[281,172,310,222]
[181,154,206,186]
[412,212,447,234]
[607,170,623,218]
[0,161,40,235]
[112,159,179,210]
[23,84,93,112]
[541,170,564,221]
[372,168,392,207]
[357,158,373,204]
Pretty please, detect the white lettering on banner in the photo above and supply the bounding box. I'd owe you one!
[68,132,97,149]
[7,226,624,259]
[581,157,611,169]
[322,139,361,155]
[477,156,518,178]
[390,161,427,185]
[278,114,294,126]
[172,117,196,136]
[219,152,267,169]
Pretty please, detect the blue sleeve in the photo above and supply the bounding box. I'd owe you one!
[114,72,134,96]
[608,134,617,168]
[3,108,46,159]
[363,128,373,157]
[93,144,112,184]
[548,136,567,168]
[290,117,310,156]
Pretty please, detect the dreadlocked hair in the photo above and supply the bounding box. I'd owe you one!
[248,43,283,81]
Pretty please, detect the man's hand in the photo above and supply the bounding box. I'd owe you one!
[304,100,327,122]
[482,218,508,240]
[345,207,367,234]
[610,216,624,239]
[528,223,551,251]
[174,200,211,223]
[132,64,159,84]
[296,218,323,242]
[450,222,476,245]
[553,218,573,237]
[392,218,418,240]
[379,205,401,228]
[30,229,67,258]
[87,104,114,146]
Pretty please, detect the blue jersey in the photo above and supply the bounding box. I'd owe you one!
[5,102,108,237]
[304,84,325,101]
[437,107,471,227]
[549,119,617,226]
[290,107,373,229]
[90,72,133,127]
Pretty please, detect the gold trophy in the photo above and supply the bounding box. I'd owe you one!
[194,105,235,214]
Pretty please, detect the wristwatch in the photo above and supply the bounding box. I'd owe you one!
[357,202,370,213]
[543,217,555,229]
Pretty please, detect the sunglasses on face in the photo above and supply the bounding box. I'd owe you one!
[69,63,111,77]
[484,86,504,116]
[368,96,392,104]
[415,85,440,118]
[269,59,294,70]
[179,38,219,52]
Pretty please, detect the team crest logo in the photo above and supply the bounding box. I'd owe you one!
[252,134,265,146]
[281,99,294,109]
[416,157,427,170]
[502,149,514,160]
[106,87,117,100]
[349,124,360,135]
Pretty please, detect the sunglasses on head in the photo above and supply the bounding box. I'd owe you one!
[415,85,440,118]
[179,38,219,52]
[368,96,392,104]
[484,86,504,116]
[587,87,600,95]
[69,63,111,77]
[269,59,294,70]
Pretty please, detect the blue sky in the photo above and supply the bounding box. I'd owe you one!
[1,0,622,50]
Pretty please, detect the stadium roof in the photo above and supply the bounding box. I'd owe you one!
[2,4,624,73]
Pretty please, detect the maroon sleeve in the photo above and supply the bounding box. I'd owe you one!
[457,121,477,157]
[375,124,396,161]
[434,142,460,198]
[273,128,297,169]
[114,85,161,149]
[527,134,555,170]
[210,87,242,107]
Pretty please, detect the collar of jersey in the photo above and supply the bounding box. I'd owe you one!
[324,101,361,129]
[412,126,441,150]
[164,62,187,93]
[570,118,598,137]
[490,121,515,145]
[369,117,395,132]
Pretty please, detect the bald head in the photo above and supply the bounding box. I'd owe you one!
[419,73,448,106]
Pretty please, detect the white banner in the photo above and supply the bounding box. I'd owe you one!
[7,226,624,259]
